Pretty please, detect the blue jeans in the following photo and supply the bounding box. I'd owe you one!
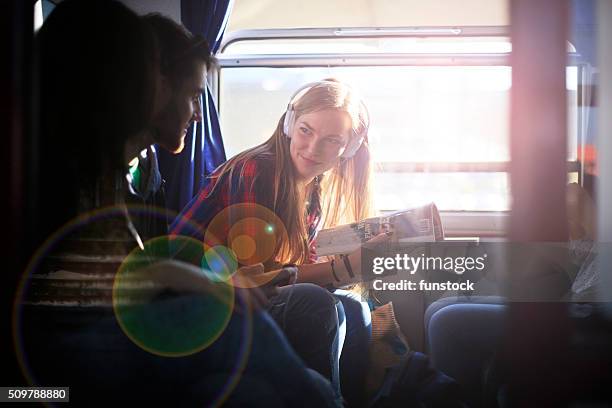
[334,289,372,407]
[267,285,373,405]
[19,292,340,406]
[267,283,343,398]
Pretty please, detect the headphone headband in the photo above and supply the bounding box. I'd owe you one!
[283,80,369,158]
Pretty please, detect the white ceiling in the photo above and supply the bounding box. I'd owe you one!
[227,0,509,32]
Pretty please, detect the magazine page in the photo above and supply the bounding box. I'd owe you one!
[315,203,444,256]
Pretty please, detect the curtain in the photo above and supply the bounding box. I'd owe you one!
[157,0,233,214]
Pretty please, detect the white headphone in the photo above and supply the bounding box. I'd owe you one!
[282,80,370,158]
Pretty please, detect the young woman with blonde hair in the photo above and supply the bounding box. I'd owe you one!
[172,78,381,404]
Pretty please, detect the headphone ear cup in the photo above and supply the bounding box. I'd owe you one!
[342,98,370,158]
[283,108,294,137]
[341,141,356,158]
[340,131,365,158]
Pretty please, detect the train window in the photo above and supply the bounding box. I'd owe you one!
[215,27,586,216]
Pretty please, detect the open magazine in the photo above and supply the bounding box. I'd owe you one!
[315,203,444,256]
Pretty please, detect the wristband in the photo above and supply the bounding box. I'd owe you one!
[330,259,341,282]
[340,254,355,279]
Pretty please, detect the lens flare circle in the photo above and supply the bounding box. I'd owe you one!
[113,235,235,357]
[203,204,289,289]
[202,245,238,282]
[13,205,198,382]
[230,234,257,261]
[204,204,288,267]
[13,205,254,405]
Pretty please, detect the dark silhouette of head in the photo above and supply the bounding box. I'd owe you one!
[35,0,157,241]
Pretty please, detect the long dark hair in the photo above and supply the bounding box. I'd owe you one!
[33,0,157,245]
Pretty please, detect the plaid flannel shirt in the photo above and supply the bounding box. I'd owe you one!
[170,154,320,264]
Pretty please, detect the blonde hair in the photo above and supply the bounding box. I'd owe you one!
[214,79,374,265]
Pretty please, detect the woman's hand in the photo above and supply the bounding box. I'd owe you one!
[233,263,297,299]
[292,233,392,287]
